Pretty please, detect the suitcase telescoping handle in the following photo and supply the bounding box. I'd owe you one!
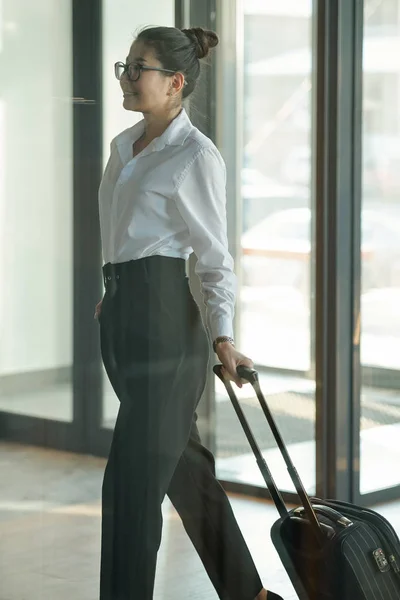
[213,363,324,545]
[214,365,288,520]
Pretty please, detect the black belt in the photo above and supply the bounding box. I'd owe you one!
[102,256,186,293]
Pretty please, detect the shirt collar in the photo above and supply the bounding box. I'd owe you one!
[116,107,192,163]
[152,107,192,150]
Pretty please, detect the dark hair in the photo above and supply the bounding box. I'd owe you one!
[135,26,219,99]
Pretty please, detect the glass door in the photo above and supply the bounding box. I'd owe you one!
[0,0,104,455]
[0,0,74,423]
[359,0,400,498]
[215,0,317,496]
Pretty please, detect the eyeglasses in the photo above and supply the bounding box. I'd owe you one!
[114,61,177,82]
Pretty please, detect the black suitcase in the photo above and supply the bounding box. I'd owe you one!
[214,363,400,600]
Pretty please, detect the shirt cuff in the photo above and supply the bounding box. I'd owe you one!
[208,315,234,343]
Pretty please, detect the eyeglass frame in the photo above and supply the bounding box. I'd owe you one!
[114,61,187,85]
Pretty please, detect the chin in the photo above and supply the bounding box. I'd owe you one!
[122,97,142,112]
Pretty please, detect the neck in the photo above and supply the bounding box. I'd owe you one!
[142,106,182,141]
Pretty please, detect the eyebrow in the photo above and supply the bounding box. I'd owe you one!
[126,56,147,64]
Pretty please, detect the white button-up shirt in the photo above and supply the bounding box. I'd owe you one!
[98,107,237,341]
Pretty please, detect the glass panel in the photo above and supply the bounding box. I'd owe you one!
[216,0,316,494]
[360,0,400,494]
[0,0,73,420]
[101,1,175,428]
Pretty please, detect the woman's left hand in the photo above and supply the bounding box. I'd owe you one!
[215,342,254,388]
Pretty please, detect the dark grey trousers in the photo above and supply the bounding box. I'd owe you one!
[99,255,263,600]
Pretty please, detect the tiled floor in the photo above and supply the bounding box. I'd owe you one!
[1,442,400,600]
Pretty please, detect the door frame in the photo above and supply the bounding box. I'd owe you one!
[0,0,103,456]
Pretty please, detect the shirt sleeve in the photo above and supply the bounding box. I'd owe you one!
[173,146,237,342]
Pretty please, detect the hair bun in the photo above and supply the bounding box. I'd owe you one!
[182,27,219,59]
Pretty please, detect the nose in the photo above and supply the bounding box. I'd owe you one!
[120,68,133,84]
[119,76,132,92]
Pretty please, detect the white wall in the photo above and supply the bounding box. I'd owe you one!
[0,0,73,375]
[102,1,175,163]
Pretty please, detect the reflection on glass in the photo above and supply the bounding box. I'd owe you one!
[360,0,400,494]
[239,3,312,372]
[216,0,316,495]
[0,0,73,421]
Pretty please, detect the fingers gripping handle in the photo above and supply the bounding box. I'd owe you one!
[236,364,258,383]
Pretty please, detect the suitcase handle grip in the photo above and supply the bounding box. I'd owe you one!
[214,363,324,545]
[236,365,258,383]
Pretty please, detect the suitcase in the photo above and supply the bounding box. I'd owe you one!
[214,363,400,600]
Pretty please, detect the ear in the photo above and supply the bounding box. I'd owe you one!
[171,72,186,95]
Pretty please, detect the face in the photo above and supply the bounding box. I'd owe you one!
[120,41,184,114]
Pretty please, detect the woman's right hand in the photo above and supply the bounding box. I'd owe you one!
[94,298,103,320]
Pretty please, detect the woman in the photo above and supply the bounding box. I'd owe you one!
[96,25,284,600]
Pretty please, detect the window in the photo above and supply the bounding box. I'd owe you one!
[216,0,316,495]
[360,0,400,494]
